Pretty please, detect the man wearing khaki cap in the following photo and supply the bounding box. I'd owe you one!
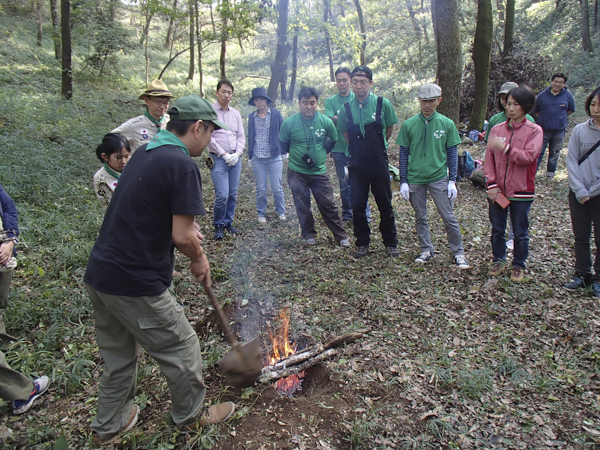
[85,95,235,444]
[111,79,175,153]
[397,83,469,270]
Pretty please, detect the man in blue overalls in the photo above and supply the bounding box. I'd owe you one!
[337,66,399,258]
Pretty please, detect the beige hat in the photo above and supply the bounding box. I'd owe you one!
[418,83,442,100]
[138,80,175,100]
[499,82,518,95]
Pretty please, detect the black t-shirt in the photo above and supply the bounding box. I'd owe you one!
[85,144,205,296]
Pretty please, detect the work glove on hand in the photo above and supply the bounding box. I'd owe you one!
[448,180,457,201]
[248,159,253,170]
[222,153,234,165]
[282,153,289,161]
[227,152,240,167]
[400,183,410,201]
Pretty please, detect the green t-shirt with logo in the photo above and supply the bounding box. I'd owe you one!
[337,92,398,148]
[396,111,462,185]
[324,92,355,154]
[279,112,337,175]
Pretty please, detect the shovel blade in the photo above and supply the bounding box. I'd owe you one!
[217,339,262,388]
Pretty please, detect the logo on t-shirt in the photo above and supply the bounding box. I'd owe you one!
[315,128,326,137]
[433,130,446,139]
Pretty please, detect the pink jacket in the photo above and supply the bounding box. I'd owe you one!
[484,119,543,200]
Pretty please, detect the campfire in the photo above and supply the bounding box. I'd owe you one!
[261,309,365,393]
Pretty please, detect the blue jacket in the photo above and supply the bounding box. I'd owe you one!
[247,108,285,159]
[532,86,575,132]
[0,184,19,255]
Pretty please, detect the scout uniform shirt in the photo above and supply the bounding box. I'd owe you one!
[396,111,462,185]
[279,112,337,176]
[111,110,169,153]
[337,92,398,147]
[93,164,120,212]
[324,91,355,154]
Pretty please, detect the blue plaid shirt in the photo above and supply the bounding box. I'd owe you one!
[253,109,272,159]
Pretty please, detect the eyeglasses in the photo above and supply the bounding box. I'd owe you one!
[149,98,170,107]
[351,80,370,86]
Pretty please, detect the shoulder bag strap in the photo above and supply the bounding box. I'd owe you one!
[579,138,600,165]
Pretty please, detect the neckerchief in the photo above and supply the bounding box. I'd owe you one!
[103,162,121,179]
[144,109,165,132]
[146,129,190,156]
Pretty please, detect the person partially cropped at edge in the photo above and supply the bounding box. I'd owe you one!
[336,65,398,258]
[111,79,175,153]
[207,80,245,239]
[84,96,235,444]
[484,86,543,282]
[279,87,350,248]
[397,83,469,269]
[564,87,600,298]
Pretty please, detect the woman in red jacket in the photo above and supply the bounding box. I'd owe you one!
[484,86,543,282]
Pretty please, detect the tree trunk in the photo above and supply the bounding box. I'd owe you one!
[324,0,334,81]
[219,0,229,79]
[50,0,61,59]
[61,0,72,99]
[165,0,178,49]
[210,3,216,35]
[581,0,594,53]
[188,0,195,79]
[36,0,43,47]
[594,0,598,28]
[195,0,204,97]
[503,0,515,54]
[267,0,290,103]
[406,0,423,66]
[140,11,154,46]
[109,0,116,20]
[431,0,461,124]
[468,0,493,131]
[288,33,298,101]
[353,0,366,65]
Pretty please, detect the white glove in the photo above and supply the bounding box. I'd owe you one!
[282,153,289,161]
[400,183,410,201]
[227,152,240,167]
[248,159,253,170]
[222,153,234,165]
[448,180,457,201]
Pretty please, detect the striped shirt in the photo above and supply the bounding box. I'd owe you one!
[253,109,272,159]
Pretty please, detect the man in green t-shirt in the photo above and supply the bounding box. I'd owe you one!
[396,83,469,269]
[324,67,371,224]
[280,87,350,247]
[336,66,399,258]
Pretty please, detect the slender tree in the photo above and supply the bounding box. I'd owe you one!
[36,0,43,46]
[581,0,594,53]
[406,0,423,66]
[195,0,204,96]
[140,0,157,46]
[353,0,366,65]
[267,0,291,103]
[61,0,72,99]
[503,0,515,54]
[288,33,298,101]
[324,0,334,81]
[165,0,179,49]
[469,0,493,131]
[109,0,116,20]
[188,0,195,79]
[219,0,230,79]
[431,0,461,124]
[50,0,61,59]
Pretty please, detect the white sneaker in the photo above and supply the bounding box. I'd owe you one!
[258,216,267,223]
[506,239,514,251]
[415,251,434,263]
[339,238,351,248]
[278,214,286,221]
[455,254,470,270]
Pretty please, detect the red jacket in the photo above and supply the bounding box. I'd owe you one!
[484,119,543,200]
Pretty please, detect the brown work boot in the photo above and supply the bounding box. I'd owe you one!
[510,267,524,282]
[184,402,236,430]
[488,262,504,277]
[92,404,139,444]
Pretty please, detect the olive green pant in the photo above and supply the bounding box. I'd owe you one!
[0,270,12,335]
[87,285,207,439]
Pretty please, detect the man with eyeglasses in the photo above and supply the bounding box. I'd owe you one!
[325,67,371,225]
[112,80,175,153]
[336,66,399,259]
[532,73,575,179]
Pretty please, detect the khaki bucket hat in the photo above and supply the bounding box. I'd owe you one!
[138,80,175,100]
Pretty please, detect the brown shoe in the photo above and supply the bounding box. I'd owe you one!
[184,402,236,430]
[510,267,524,282]
[488,262,504,277]
[92,404,139,444]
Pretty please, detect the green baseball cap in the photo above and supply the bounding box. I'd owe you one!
[167,95,229,130]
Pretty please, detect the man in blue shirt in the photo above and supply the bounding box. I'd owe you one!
[532,73,575,179]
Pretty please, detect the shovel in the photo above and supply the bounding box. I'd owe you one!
[204,285,262,388]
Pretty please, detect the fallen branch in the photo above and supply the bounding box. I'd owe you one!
[259,349,338,384]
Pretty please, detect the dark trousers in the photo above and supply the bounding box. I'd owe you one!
[349,165,398,248]
[488,199,532,269]
[568,190,600,281]
[287,168,347,242]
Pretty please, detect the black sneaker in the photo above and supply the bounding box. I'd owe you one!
[214,225,224,240]
[224,224,239,235]
[593,283,600,298]
[564,277,589,290]
[386,247,400,257]
[354,245,369,258]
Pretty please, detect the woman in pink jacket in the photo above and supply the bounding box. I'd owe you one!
[484,86,543,282]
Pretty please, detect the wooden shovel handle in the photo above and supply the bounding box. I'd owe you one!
[203,285,238,346]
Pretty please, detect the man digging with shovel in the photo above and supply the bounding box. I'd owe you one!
[85,95,235,444]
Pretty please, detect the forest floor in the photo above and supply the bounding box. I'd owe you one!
[1,139,599,449]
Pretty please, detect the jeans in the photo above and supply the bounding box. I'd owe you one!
[488,199,532,269]
[568,190,600,281]
[287,168,347,242]
[408,178,464,256]
[210,155,241,227]
[253,156,285,217]
[332,152,371,222]
[536,130,565,176]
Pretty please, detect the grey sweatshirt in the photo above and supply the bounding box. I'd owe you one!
[567,118,600,201]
